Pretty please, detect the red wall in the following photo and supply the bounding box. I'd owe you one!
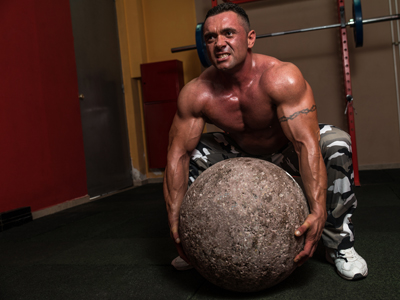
[0,0,88,212]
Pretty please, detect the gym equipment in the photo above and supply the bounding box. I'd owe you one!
[195,24,211,69]
[337,0,360,185]
[171,0,400,67]
[179,157,309,292]
[353,0,363,47]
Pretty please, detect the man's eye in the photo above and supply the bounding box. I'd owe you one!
[226,31,233,36]
[205,36,215,42]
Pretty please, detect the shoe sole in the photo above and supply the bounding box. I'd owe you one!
[336,269,368,281]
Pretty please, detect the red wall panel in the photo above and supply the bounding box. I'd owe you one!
[141,60,184,169]
[143,102,178,169]
[0,0,87,212]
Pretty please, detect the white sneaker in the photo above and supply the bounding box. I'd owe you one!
[326,247,368,280]
[171,256,194,271]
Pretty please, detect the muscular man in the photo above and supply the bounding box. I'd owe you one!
[163,3,367,280]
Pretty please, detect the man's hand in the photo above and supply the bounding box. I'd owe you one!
[293,211,327,265]
[168,210,190,264]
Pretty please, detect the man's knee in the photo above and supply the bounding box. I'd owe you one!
[188,132,243,186]
[319,125,352,159]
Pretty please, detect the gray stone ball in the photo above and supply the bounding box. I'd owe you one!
[179,157,309,292]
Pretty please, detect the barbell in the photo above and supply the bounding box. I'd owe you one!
[171,0,400,67]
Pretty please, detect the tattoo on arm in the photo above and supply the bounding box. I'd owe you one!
[279,105,316,122]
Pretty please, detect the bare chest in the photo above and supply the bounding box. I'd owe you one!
[203,89,276,133]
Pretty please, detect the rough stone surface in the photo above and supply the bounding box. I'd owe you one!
[179,157,309,292]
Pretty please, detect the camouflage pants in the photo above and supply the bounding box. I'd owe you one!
[188,124,357,250]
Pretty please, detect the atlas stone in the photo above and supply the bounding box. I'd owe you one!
[179,157,309,292]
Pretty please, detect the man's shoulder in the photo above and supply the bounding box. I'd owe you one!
[257,55,304,89]
[181,70,217,101]
[180,77,209,100]
[255,54,307,104]
[255,54,299,80]
[177,76,212,117]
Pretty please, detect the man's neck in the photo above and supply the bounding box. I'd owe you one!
[218,52,255,89]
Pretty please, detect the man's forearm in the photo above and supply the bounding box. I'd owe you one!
[298,145,327,216]
[163,155,192,263]
[163,152,191,240]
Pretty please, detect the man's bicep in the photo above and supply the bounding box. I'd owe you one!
[277,83,320,148]
[168,79,206,159]
[265,62,319,144]
[168,111,205,157]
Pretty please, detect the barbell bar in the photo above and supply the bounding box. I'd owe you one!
[254,15,400,39]
[171,0,400,67]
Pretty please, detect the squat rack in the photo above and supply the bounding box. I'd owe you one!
[337,0,360,186]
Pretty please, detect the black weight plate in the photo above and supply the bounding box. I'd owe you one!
[353,0,363,47]
[195,23,212,68]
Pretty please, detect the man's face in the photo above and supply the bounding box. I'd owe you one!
[203,11,254,71]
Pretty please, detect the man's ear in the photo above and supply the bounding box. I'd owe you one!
[247,30,256,48]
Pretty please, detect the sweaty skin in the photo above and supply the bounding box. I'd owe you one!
[163,11,327,266]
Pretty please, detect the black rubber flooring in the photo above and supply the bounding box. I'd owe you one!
[0,169,399,299]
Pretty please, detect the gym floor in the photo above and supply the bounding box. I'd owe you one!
[0,169,399,300]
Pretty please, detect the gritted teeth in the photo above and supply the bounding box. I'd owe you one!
[217,54,229,58]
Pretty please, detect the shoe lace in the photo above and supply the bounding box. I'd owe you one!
[337,248,355,262]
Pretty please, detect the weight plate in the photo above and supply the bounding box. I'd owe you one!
[196,23,212,68]
[353,0,363,47]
